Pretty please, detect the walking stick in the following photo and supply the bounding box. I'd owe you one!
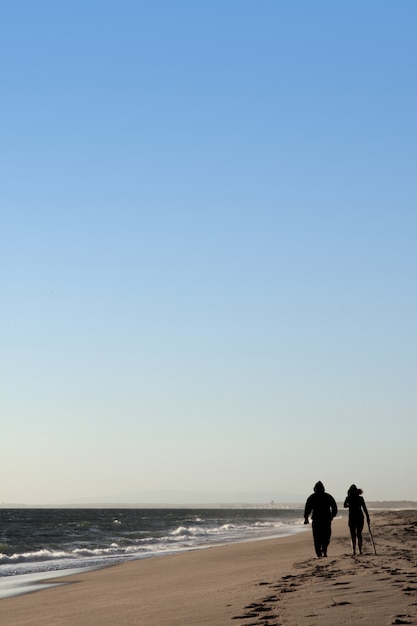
[367,521,377,555]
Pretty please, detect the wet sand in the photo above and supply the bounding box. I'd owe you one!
[1,510,416,625]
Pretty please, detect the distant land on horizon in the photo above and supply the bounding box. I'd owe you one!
[0,492,417,511]
[70,491,305,505]
[2,502,417,510]
[2,491,303,508]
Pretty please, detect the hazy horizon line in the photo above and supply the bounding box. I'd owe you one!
[2,499,417,509]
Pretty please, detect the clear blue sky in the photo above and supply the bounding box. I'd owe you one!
[2,1,416,504]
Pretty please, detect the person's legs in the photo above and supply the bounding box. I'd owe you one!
[349,523,357,555]
[312,522,331,557]
[357,518,364,554]
[312,522,322,557]
[321,524,331,557]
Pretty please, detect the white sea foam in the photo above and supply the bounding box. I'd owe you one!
[0,508,306,581]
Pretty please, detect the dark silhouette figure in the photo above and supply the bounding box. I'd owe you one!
[344,484,370,555]
[304,481,338,557]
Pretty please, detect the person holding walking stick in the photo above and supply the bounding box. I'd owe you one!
[344,484,371,555]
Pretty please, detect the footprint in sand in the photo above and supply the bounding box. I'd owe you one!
[232,612,259,619]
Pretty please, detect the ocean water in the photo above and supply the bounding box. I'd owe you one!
[0,508,305,598]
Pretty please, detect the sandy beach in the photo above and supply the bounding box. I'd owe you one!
[1,510,416,625]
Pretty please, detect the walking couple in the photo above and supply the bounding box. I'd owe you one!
[304,481,370,557]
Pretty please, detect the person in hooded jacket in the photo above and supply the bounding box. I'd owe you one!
[344,484,370,555]
[304,481,338,557]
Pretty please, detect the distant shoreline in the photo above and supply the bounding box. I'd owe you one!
[1,501,417,509]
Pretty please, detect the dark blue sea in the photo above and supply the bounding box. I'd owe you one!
[0,508,305,598]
